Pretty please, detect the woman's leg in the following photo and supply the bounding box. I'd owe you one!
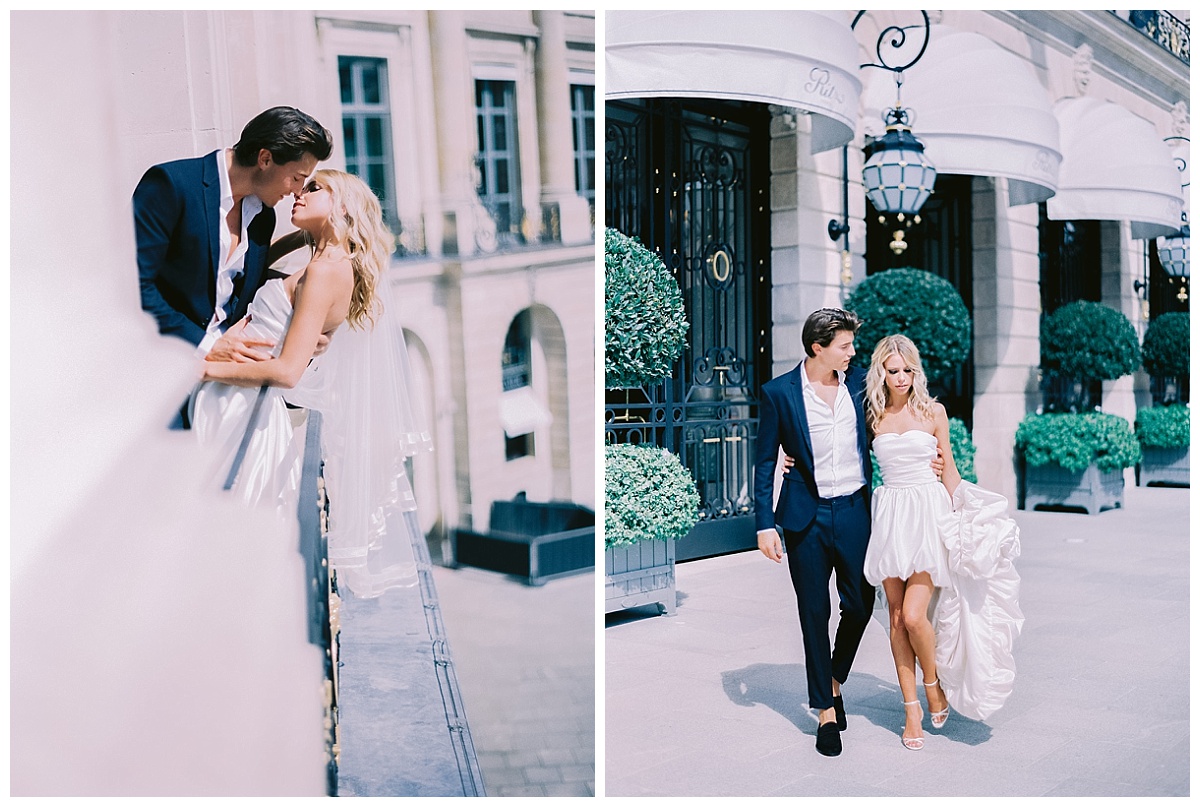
[900,572,949,716]
[882,577,922,741]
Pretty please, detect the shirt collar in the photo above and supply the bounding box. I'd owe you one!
[217,148,265,218]
[799,358,845,393]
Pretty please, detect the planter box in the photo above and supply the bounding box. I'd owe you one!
[1138,446,1190,487]
[1021,462,1124,514]
[605,539,676,616]
[453,500,594,586]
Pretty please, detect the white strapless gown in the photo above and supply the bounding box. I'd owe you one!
[864,429,1024,721]
[188,278,425,598]
[189,279,310,508]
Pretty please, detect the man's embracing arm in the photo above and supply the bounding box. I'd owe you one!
[133,166,206,346]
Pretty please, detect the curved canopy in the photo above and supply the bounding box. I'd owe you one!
[861,25,1061,206]
[606,10,862,153]
[1048,96,1184,240]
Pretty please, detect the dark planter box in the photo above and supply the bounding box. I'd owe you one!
[1021,461,1125,514]
[453,500,594,586]
[605,539,676,616]
[1137,446,1190,487]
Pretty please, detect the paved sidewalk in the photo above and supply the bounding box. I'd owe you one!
[433,565,596,797]
[605,484,1189,797]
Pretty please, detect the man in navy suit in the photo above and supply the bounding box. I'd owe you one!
[753,308,875,757]
[133,106,333,425]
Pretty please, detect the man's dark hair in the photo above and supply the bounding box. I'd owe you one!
[233,106,333,167]
[802,308,862,357]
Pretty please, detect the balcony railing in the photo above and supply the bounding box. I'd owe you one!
[1113,10,1190,64]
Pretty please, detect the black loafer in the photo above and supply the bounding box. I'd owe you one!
[833,694,847,731]
[816,721,842,757]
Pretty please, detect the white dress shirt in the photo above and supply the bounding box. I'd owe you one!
[196,149,265,357]
[799,359,866,498]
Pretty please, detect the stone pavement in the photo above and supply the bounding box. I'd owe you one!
[433,564,596,797]
[605,484,1189,797]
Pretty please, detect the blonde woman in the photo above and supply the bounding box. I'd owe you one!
[191,169,431,597]
[859,335,959,750]
[862,334,1023,750]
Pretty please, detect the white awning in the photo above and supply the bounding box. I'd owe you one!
[861,25,1061,206]
[498,386,552,438]
[1047,96,1184,240]
[606,10,862,153]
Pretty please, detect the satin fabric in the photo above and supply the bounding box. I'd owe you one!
[864,430,954,587]
[934,481,1024,720]
[190,280,307,509]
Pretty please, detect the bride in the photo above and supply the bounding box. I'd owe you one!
[861,335,1023,750]
[190,169,432,597]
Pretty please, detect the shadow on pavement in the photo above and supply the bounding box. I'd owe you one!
[719,664,994,746]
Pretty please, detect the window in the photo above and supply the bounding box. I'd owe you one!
[475,79,523,245]
[339,56,399,239]
[502,312,534,461]
[570,84,595,220]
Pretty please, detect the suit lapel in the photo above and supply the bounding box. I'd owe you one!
[202,151,222,293]
[788,363,815,466]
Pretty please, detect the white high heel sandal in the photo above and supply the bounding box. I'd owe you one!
[924,679,949,729]
[901,700,924,750]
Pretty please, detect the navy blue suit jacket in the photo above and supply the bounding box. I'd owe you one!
[133,150,276,346]
[754,362,873,533]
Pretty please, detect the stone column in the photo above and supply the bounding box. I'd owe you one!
[428,11,491,256]
[970,177,1042,502]
[532,10,591,245]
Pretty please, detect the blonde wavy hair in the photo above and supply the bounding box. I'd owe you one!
[864,334,937,434]
[307,168,393,330]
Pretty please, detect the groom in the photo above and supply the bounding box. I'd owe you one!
[133,106,333,425]
[754,307,874,757]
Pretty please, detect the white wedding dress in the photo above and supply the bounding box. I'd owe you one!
[189,278,433,598]
[863,429,1024,721]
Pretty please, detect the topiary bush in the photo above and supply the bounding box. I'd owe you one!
[604,443,700,549]
[1141,312,1190,379]
[844,267,971,379]
[870,416,977,488]
[1041,301,1141,384]
[605,228,689,389]
[1135,404,1190,449]
[1014,412,1141,473]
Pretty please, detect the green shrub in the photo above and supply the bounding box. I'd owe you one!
[1041,301,1140,383]
[870,417,977,488]
[604,228,689,389]
[604,443,700,548]
[1141,312,1190,378]
[844,267,971,379]
[1014,412,1141,473]
[1135,404,1190,449]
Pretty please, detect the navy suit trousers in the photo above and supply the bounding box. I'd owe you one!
[783,487,874,712]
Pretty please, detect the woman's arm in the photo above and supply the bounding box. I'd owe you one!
[202,262,343,389]
[267,229,309,267]
[933,403,962,496]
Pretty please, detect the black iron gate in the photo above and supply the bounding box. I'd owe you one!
[605,98,771,561]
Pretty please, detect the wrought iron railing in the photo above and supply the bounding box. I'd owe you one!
[1113,10,1190,64]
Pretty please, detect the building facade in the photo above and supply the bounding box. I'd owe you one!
[606,10,1188,557]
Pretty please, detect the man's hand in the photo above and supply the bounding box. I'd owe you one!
[207,321,275,363]
[757,529,783,563]
[312,329,334,358]
[782,454,796,471]
[931,446,946,477]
